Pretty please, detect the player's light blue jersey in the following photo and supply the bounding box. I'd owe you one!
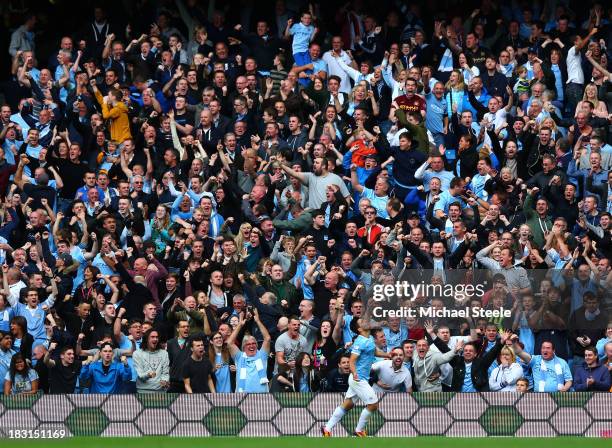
[351,335,376,382]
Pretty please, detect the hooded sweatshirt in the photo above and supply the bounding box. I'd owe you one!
[412,348,456,392]
[132,348,170,393]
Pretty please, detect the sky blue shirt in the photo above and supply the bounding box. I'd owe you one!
[529,355,572,392]
[5,369,38,394]
[342,315,356,345]
[1,139,21,165]
[92,253,118,277]
[235,349,269,393]
[433,190,467,215]
[214,352,232,393]
[289,23,315,54]
[462,362,476,392]
[383,325,408,349]
[70,246,88,294]
[551,64,564,102]
[419,169,454,192]
[361,188,390,219]
[311,58,327,76]
[0,308,14,332]
[12,303,52,345]
[425,93,447,134]
[0,348,16,384]
[118,334,141,383]
[469,173,490,201]
[351,335,376,382]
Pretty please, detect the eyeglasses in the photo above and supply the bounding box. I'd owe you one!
[365,211,376,215]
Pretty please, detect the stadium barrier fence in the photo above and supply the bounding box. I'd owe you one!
[0,392,610,437]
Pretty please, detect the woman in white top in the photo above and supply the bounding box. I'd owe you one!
[489,346,524,392]
[381,54,409,100]
[458,53,479,84]
[576,83,608,118]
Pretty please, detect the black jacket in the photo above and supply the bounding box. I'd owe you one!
[167,337,193,383]
[434,338,503,392]
[403,240,470,270]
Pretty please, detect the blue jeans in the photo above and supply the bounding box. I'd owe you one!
[431,132,446,149]
[564,82,583,116]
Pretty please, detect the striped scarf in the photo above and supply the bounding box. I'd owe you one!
[236,350,269,392]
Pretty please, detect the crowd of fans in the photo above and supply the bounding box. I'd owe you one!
[0,0,611,396]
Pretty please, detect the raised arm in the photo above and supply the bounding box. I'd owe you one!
[575,27,598,51]
[226,314,245,357]
[14,154,30,190]
[512,336,532,363]
[253,308,271,353]
[304,256,325,286]
[279,160,307,183]
[349,164,364,193]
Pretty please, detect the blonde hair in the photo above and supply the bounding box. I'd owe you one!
[500,167,514,179]
[582,83,600,108]
[282,236,296,251]
[445,69,465,91]
[350,84,366,102]
[193,25,207,40]
[500,346,516,363]
[539,117,558,133]
[234,222,252,249]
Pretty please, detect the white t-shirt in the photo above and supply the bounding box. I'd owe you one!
[372,359,412,393]
[566,46,584,85]
[322,50,354,94]
[303,172,350,209]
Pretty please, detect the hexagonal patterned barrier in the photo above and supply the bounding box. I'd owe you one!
[0,393,610,437]
[202,406,247,436]
[65,407,109,436]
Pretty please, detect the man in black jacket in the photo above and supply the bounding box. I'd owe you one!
[481,56,509,99]
[167,320,193,393]
[543,181,579,226]
[104,254,153,320]
[402,231,473,270]
[433,329,511,392]
[527,154,567,191]
[324,354,350,392]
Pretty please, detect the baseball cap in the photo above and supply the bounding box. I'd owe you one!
[57,253,74,266]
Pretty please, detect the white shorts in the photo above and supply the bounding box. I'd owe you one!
[345,374,378,405]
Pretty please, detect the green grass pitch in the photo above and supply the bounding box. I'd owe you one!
[2,437,610,448]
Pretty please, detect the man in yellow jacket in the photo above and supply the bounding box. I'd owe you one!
[91,79,132,143]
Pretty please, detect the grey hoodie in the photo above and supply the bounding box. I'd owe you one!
[133,349,170,393]
[413,349,456,392]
